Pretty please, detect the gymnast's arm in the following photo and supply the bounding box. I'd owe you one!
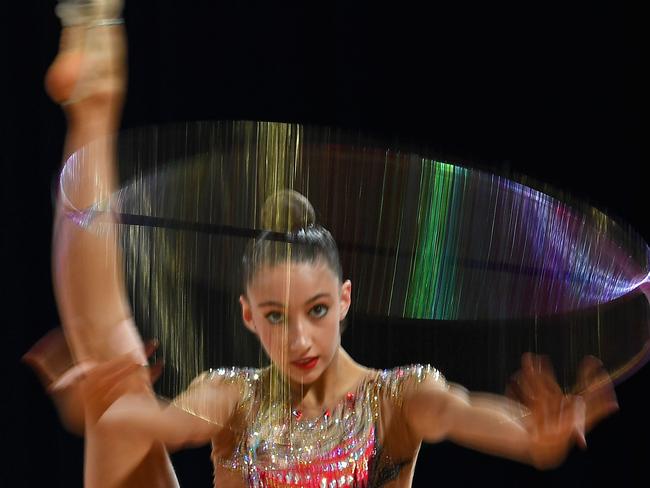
[88,359,239,449]
[403,354,593,470]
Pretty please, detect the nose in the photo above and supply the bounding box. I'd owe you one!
[288,315,311,356]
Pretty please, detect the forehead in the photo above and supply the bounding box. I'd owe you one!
[247,261,339,299]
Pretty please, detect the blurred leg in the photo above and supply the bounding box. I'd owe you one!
[32,2,180,486]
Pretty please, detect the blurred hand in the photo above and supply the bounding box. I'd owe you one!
[78,340,164,426]
[573,355,619,432]
[79,354,142,425]
[507,353,586,469]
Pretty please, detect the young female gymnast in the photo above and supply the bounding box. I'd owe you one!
[24,1,619,487]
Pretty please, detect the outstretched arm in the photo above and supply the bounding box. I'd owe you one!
[81,356,237,449]
[404,354,615,470]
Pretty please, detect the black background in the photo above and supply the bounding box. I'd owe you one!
[4,1,648,486]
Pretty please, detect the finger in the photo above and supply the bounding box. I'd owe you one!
[506,379,523,402]
[558,395,585,448]
[144,339,159,359]
[506,372,525,399]
[86,357,139,386]
[538,390,558,433]
[573,396,587,449]
[584,391,619,432]
[84,353,138,379]
[84,360,142,398]
[538,356,563,395]
[538,355,556,378]
[525,354,563,397]
[49,360,97,392]
[581,355,604,378]
[520,356,562,406]
[522,352,535,372]
[101,370,147,406]
[86,363,149,415]
[22,328,73,387]
[515,371,539,405]
[149,360,164,384]
[524,352,550,373]
[576,357,619,425]
[521,354,547,389]
[576,356,605,393]
[539,373,563,398]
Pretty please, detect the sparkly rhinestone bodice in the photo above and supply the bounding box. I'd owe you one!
[180,365,441,488]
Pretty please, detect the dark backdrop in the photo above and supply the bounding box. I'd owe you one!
[5,1,647,487]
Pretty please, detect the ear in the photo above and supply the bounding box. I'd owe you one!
[239,295,257,334]
[339,280,352,321]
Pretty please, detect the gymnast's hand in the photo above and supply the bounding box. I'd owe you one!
[573,355,619,433]
[508,353,587,469]
[79,341,163,426]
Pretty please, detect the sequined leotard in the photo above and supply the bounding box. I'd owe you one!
[176,364,445,488]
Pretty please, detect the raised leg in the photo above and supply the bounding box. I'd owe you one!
[28,2,179,486]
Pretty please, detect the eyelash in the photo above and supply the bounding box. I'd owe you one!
[264,304,329,324]
[265,311,284,325]
[310,304,329,318]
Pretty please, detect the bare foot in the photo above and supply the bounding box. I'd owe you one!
[45,27,86,104]
[44,23,126,121]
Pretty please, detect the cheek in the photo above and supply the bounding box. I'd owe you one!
[318,317,341,351]
[256,324,286,358]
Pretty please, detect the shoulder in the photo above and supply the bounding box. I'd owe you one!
[190,366,262,400]
[172,367,261,423]
[197,367,262,386]
[372,365,450,446]
[376,364,447,407]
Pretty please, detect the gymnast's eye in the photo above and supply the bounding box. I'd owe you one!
[310,304,329,319]
[265,311,285,325]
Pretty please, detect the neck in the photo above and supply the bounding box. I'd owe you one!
[289,347,365,411]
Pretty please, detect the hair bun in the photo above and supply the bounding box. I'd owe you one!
[261,190,316,232]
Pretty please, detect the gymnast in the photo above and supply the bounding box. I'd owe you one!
[24,1,619,487]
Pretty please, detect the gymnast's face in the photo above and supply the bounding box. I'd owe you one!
[240,260,351,385]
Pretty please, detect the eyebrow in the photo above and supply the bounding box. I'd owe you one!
[257,293,332,308]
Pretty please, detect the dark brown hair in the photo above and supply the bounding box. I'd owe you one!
[241,190,342,290]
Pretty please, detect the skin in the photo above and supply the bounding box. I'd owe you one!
[70,254,619,480]
[239,260,366,414]
[237,260,618,471]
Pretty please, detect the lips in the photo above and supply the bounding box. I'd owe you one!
[291,357,319,370]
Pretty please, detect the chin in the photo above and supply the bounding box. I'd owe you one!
[287,365,322,385]
[288,354,337,385]
[269,360,319,384]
